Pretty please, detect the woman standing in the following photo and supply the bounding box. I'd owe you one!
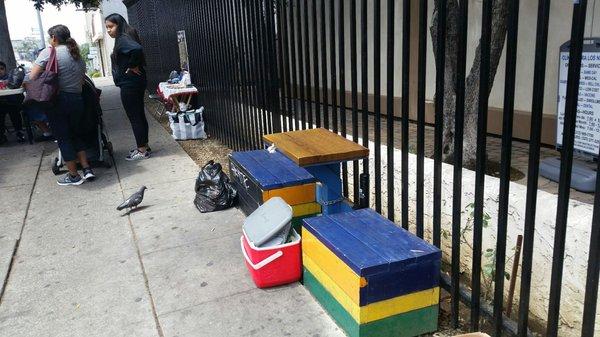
[105,13,150,161]
[30,25,93,186]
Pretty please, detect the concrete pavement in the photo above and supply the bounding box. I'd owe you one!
[0,79,343,337]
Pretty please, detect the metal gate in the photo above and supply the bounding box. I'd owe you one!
[125,1,599,336]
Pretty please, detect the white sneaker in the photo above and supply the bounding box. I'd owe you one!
[126,149,150,161]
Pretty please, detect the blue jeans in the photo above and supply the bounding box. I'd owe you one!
[47,92,85,162]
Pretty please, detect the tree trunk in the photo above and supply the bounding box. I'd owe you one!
[0,0,15,69]
[431,0,509,167]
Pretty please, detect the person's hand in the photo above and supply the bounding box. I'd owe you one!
[126,66,142,76]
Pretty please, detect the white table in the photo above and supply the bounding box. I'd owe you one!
[0,88,24,96]
[0,87,32,144]
[157,82,198,112]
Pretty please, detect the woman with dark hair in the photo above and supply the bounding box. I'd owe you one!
[29,24,92,186]
[105,13,150,161]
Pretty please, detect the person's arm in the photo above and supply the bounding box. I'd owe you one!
[28,47,50,82]
[28,64,44,81]
[117,36,144,75]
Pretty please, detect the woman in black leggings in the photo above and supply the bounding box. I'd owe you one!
[105,13,150,161]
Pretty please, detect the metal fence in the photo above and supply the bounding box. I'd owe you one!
[125,0,599,336]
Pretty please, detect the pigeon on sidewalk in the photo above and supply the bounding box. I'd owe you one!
[117,186,147,211]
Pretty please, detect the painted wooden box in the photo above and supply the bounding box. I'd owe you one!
[302,209,441,337]
[228,150,321,225]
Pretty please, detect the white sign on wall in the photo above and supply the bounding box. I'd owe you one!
[557,45,600,157]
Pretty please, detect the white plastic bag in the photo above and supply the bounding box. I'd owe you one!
[168,107,207,140]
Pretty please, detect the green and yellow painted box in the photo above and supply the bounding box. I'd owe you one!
[229,150,321,230]
[302,209,441,337]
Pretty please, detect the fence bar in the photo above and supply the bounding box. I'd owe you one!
[350,0,359,204]
[282,1,295,133]
[237,0,254,149]
[385,0,395,221]
[546,1,588,336]
[223,0,237,148]
[204,1,220,141]
[338,0,349,198]
[452,0,469,328]
[296,0,307,129]
[416,0,427,238]
[401,0,410,230]
[320,0,329,129]
[247,0,261,148]
[433,0,446,248]
[360,0,369,204]
[266,0,282,134]
[582,151,600,337]
[256,0,271,138]
[471,0,493,330]
[230,0,243,149]
[249,0,264,146]
[329,0,338,133]
[212,0,227,145]
[252,0,268,146]
[198,1,214,138]
[303,0,313,128]
[514,18,552,331]
[276,0,288,133]
[289,0,299,130]
[493,0,520,334]
[226,0,243,150]
[312,0,322,128]
[373,0,382,213]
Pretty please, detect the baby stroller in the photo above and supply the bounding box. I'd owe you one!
[51,75,114,175]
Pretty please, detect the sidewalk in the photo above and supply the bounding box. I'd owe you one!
[0,79,343,337]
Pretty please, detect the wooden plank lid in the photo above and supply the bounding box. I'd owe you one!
[263,128,369,166]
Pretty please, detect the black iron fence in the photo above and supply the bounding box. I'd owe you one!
[126,0,599,336]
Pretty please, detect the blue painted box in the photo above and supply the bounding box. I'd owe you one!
[302,208,441,306]
[229,150,317,216]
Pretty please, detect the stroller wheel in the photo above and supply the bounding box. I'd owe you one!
[106,141,114,157]
[51,157,61,175]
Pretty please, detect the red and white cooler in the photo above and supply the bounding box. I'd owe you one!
[241,228,302,288]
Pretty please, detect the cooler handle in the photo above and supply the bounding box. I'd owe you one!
[240,236,284,270]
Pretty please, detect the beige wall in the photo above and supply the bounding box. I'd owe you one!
[294,0,600,144]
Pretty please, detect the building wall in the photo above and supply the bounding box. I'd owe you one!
[299,0,600,144]
[99,0,128,75]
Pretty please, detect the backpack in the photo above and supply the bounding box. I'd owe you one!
[8,65,25,89]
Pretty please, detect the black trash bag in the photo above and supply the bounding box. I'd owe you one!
[194,160,237,213]
[8,66,25,89]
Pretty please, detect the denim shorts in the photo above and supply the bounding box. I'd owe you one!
[23,105,48,122]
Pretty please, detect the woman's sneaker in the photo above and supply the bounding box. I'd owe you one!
[57,173,84,186]
[129,147,152,154]
[126,149,150,161]
[82,167,96,181]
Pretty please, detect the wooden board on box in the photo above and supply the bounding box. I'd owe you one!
[263,128,369,166]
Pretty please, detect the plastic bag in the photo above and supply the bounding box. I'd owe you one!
[194,160,237,213]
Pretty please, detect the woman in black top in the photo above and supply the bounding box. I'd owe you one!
[105,13,150,161]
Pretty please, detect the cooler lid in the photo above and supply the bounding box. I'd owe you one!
[243,197,293,247]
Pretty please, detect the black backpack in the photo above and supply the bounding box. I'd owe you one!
[8,65,25,89]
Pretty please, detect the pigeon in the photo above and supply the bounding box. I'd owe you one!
[117,186,147,211]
